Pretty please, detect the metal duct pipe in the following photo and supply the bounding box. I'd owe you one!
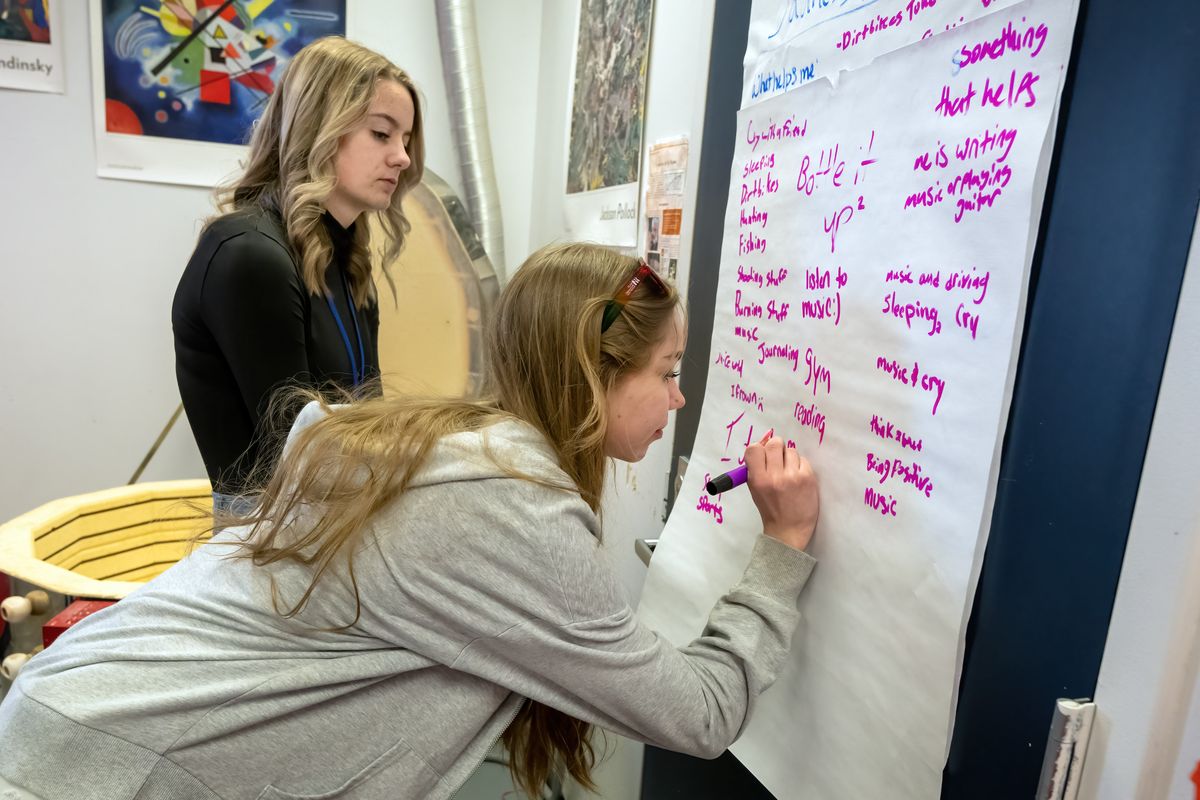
[434,0,507,282]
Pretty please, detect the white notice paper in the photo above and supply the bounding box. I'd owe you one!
[638,1,1078,797]
[741,0,1023,107]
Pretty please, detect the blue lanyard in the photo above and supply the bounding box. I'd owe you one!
[324,268,366,387]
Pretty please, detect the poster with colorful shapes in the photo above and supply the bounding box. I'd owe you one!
[0,0,65,93]
[90,0,345,186]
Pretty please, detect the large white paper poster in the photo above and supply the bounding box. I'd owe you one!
[741,0,1024,107]
[638,1,1077,797]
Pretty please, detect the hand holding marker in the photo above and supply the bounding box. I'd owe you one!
[712,429,820,552]
[706,429,774,495]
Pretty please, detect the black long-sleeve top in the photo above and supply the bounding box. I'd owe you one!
[172,204,380,494]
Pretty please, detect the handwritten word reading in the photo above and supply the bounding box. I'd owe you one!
[750,62,817,100]
[876,355,946,414]
[740,231,768,255]
[759,339,800,371]
[697,491,724,524]
[869,414,923,452]
[866,452,935,497]
[804,348,832,397]
[741,172,780,204]
[738,264,764,288]
[882,291,942,335]
[944,266,990,304]
[740,205,769,229]
[955,18,1049,70]
[836,0,935,52]
[715,350,744,378]
[793,401,827,445]
[732,383,766,412]
[864,487,899,517]
[746,115,807,152]
[735,290,764,319]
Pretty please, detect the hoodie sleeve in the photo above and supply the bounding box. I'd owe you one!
[367,476,816,758]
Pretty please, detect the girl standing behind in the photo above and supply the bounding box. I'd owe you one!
[173,37,424,511]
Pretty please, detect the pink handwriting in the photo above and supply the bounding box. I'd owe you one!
[955,303,981,339]
[882,291,942,336]
[758,339,800,371]
[734,324,760,342]
[734,290,764,319]
[793,401,826,445]
[955,19,1049,71]
[886,265,914,283]
[746,115,806,152]
[869,414,923,452]
[875,355,946,415]
[824,196,865,253]
[740,231,767,255]
[697,491,725,524]
[737,264,764,288]
[732,382,766,412]
[740,205,769,229]
[767,299,790,323]
[741,173,780,204]
[743,152,776,178]
[982,69,1039,109]
[714,350,744,378]
[944,266,990,304]
[804,348,832,397]
[864,487,899,517]
[866,452,935,498]
[766,267,790,287]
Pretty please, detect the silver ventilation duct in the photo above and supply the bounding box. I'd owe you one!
[434,0,507,282]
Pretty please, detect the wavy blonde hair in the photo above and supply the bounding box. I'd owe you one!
[215,36,425,307]
[220,243,682,798]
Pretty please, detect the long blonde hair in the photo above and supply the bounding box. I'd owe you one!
[214,36,425,307]
[222,243,682,797]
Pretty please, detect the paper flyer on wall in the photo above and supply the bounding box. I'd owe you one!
[644,137,687,280]
[562,0,653,246]
[89,0,345,187]
[637,1,1079,797]
[0,0,65,94]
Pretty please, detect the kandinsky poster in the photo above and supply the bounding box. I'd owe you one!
[91,0,345,186]
[0,0,65,93]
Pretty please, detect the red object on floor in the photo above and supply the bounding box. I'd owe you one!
[42,600,116,648]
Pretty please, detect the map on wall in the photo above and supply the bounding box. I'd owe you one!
[562,0,653,247]
[92,0,345,186]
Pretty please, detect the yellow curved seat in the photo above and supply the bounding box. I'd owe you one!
[0,480,212,599]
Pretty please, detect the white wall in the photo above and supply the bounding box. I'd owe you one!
[526,2,718,797]
[0,1,542,522]
[1078,209,1200,799]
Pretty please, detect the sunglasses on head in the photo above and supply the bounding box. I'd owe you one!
[600,258,670,334]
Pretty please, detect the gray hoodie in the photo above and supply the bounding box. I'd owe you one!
[0,413,816,799]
